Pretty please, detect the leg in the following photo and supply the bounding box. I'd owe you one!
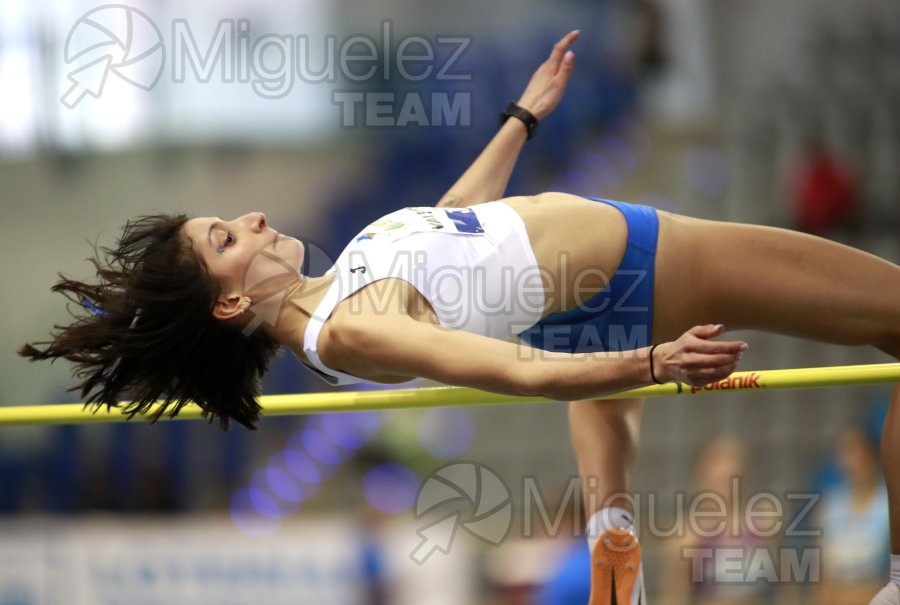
[651,214,900,604]
[652,213,900,356]
[569,397,642,516]
[886,385,900,554]
[872,388,900,605]
[569,397,645,605]
[876,387,900,603]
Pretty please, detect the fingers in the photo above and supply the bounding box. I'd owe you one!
[548,29,581,69]
[558,50,575,76]
[686,364,739,387]
[688,323,726,338]
[686,324,749,353]
[690,339,748,355]
[663,324,752,386]
[682,345,743,385]
[680,352,741,369]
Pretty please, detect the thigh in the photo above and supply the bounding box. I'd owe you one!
[654,212,900,350]
[651,211,718,342]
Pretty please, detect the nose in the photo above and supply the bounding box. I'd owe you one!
[242,212,266,231]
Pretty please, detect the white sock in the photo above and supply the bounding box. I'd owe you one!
[586,506,634,553]
[891,554,900,587]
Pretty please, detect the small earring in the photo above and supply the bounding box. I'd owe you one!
[239,298,252,314]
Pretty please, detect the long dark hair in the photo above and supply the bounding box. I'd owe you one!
[19,214,280,430]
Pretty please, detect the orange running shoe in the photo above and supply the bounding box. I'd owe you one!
[588,527,646,605]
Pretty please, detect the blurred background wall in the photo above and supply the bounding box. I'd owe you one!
[0,0,898,603]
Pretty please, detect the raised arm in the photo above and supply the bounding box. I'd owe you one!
[330,314,748,401]
[436,30,580,209]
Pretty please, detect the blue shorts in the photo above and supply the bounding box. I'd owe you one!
[517,198,659,353]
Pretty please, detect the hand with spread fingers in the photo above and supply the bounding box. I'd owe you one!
[517,29,580,120]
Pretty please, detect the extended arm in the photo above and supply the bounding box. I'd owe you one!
[436,30,580,209]
[331,315,748,401]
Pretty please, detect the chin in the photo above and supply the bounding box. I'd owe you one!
[280,236,304,272]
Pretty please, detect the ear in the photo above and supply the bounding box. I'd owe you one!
[213,293,249,321]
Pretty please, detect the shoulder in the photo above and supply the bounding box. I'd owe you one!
[317,288,420,384]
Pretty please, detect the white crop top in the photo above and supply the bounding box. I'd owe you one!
[301,201,545,386]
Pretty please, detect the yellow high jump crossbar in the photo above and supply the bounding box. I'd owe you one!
[1,363,899,427]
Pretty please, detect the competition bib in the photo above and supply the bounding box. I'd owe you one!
[355,207,484,242]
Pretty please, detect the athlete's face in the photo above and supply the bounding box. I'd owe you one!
[183,212,305,320]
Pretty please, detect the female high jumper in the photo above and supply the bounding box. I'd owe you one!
[20,30,900,605]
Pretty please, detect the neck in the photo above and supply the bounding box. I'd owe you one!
[265,272,337,354]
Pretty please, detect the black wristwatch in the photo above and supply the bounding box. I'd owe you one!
[499,102,539,140]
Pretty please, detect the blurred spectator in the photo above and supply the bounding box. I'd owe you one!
[790,138,859,235]
[661,436,774,605]
[357,503,394,605]
[634,0,667,77]
[812,427,889,605]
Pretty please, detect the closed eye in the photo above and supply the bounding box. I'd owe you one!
[216,231,234,254]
